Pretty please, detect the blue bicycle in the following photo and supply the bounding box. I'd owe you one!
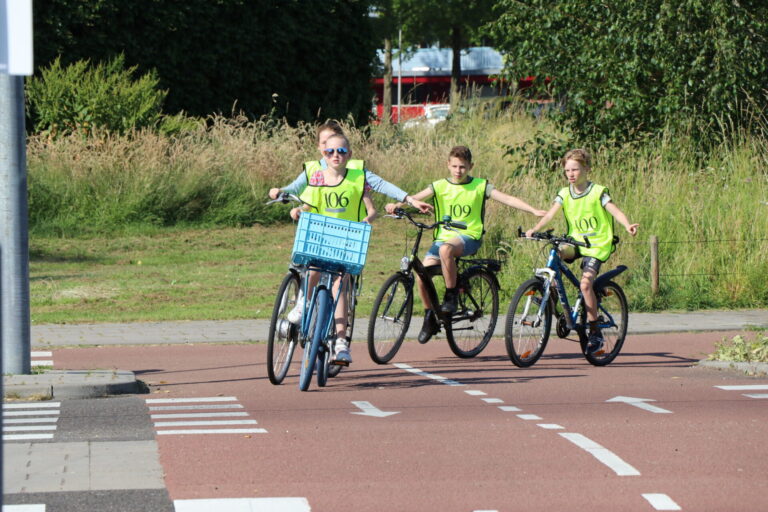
[267,194,371,391]
[505,229,629,367]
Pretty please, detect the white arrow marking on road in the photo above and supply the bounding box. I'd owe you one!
[606,396,672,414]
[351,401,400,418]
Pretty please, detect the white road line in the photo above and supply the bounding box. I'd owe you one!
[482,398,504,404]
[537,424,564,430]
[4,418,58,424]
[3,425,57,432]
[156,428,267,435]
[146,397,238,404]
[2,433,55,441]
[743,393,768,399]
[465,390,487,396]
[3,402,60,409]
[4,410,59,416]
[642,493,681,510]
[174,497,310,512]
[559,433,641,476]
[151,412,250,420]
[498,406,521,412]
[148,404,244,411]
[30,351,53,357]
[392,363,464,386]
[517,414,542,421]
[30,360,53,367]
[153,420,258,427]
[3,505,47,512]
[715,385,768,390]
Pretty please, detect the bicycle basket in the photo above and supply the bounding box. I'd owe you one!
[291,213,372,275]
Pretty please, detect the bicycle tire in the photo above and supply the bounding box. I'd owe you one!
[367,273,413,364]
[267,271,300,385]
[445,268,499,358]
[299,286,330,391]
[581,281,628,366]
[505,278,552,367]
[317,341,330,387]
[329,275,357,378]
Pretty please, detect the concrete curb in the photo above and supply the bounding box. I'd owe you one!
[697,360,768,377]
[3,370,141,400]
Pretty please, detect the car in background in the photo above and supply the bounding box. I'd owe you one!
[403,103,450,129]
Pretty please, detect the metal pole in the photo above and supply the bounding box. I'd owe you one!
[0,73,31,376]
[397,28,402,123]
[650,235,659,296]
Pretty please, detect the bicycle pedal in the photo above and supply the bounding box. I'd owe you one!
[332,360,349,367]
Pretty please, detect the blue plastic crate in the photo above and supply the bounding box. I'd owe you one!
[291,213,372,275]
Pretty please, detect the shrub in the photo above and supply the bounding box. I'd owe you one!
[26,54,167,137]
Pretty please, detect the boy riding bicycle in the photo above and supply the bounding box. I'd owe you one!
[525,148,639,353]
[387,145,546,344]
[269,132,431,364]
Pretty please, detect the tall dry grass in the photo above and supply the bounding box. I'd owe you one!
[27,103,768,310]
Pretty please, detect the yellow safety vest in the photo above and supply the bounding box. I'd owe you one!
[559,183,615,261]
[300,160,366,221]
[432,177,487,241]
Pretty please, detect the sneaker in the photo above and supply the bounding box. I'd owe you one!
[287,292,304,324]
[417,310,439,344]
[333,337,352,365]
[440,290,458,315]
[586,330,604,354]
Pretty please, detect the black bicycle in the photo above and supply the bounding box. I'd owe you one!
[367,208,501,363]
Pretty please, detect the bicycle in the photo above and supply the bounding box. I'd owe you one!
[266,194,368,390]
[367,207,501,363]
[505,228,628,367]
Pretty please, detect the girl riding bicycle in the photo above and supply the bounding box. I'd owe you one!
[525,148,639,354]
[269,133,432,364]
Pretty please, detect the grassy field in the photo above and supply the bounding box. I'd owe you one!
[28,103,768,324]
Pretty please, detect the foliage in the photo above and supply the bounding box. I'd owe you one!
[25,55,166,137]
[708,334,768,363]
[488,0,768,144]
[32,0,376,124]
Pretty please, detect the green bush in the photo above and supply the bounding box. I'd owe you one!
[709,334,768,363]
[26,54,167,137]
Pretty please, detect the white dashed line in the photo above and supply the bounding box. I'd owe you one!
[517,414,542,421]
[392,363,464,386]
[715,385,768,390]
[559,433,641,476]
[537,424,564,430]
[174,497,310,511]
[498,406,521,412]
[464,390,487,396]
[481,398,504,404]
[642,493,681,510]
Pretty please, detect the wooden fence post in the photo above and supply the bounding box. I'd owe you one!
[650,235,659,295]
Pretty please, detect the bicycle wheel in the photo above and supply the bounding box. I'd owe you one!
[267,271,300,385]
[317,342,330,387]
[367,273,413,364]
[581,281,628,366]
[329,275,357,378]
[505,278,552,367]
[299,287,330,391]
[445,268,499,358]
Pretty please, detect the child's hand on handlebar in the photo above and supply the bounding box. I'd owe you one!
[268,188,282,200]
[290,207,303,221]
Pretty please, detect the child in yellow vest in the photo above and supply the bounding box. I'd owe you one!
[386,145,546,344]
[269,133,432,364]
[525,148,639,353]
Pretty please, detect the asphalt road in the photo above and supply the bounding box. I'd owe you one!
[5,330,766,512]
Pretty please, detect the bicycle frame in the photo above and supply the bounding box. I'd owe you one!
[297,265,348,347]
[534,248,584,331]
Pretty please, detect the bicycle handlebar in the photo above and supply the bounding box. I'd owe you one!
[517,226,591,248]
[390,207,467,232]
[265,192,317,210]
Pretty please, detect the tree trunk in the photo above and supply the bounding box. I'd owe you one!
[450,25,463,109]
[383,37,393,124]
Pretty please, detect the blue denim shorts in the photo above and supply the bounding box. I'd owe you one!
[425,235,482,259]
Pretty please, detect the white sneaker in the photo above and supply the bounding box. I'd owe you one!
[287,292,304,324]
[333,337,352,365]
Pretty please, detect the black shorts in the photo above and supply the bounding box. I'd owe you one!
[563,247,603,274]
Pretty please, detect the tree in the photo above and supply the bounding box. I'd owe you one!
[488,0,768,143]
[395,0,497,107]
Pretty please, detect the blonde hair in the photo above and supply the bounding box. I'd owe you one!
[561,148,591,169]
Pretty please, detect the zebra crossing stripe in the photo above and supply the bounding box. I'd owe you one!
[147,397,266,435]
[157,428,267,435]
[3,402,60,409]
[2,402,60,442]
[146,396,238,404]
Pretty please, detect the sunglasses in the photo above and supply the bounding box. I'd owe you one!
[323,147,349,156]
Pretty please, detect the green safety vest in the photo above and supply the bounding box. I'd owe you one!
[432,177,487,241]
[300,160,366,221]
[559,183,615,261]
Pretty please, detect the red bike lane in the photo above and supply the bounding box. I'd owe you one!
[52,330,767,511]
